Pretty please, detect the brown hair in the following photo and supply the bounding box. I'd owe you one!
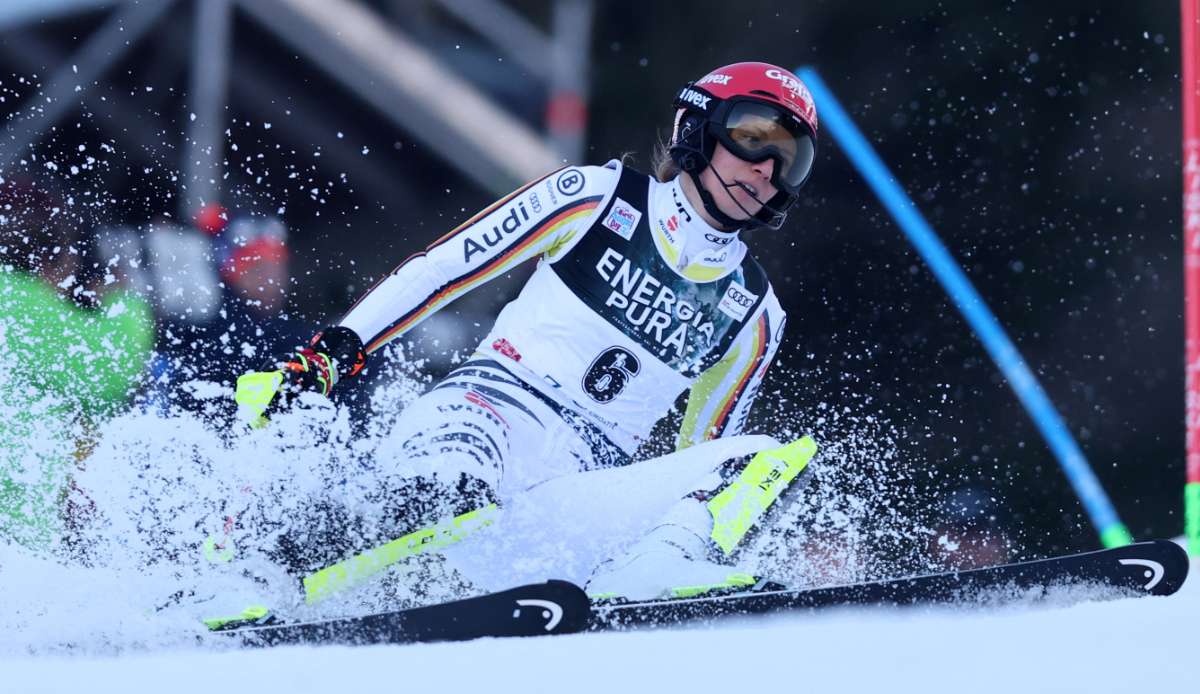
[650,137,681,183]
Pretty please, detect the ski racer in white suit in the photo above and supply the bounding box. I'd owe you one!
[235,62,821,602]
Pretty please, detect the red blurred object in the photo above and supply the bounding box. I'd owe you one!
[546,91,587,132]
[194,203,228,235]
[221,235,289,281]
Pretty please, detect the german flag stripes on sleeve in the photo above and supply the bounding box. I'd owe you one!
[676,291,786,449]
[338,166,613,355]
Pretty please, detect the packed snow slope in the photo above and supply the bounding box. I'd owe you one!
[2,554,1194,694]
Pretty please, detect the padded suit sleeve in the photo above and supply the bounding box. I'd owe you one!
[676,289,786,449]
[338,166,612,355]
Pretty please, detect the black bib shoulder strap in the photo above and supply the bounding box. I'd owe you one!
[737,252,770,314]
[553,163,655,263]
[609,164,653,211]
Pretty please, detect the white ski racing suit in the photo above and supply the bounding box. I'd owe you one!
[343,158,782,482]
[332,160,796,592]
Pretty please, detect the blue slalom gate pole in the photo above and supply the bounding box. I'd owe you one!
[796,66,1132,548]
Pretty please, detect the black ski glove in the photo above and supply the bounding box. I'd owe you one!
[234,325,366,427]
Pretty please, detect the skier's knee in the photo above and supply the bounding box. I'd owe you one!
[696,436,817,558]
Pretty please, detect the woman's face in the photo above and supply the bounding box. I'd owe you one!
[698,142,780,221]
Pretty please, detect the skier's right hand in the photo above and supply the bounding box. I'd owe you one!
[235,325,366,428]
[234,349,332,429]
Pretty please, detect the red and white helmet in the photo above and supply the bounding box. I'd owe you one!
[669,62,818,229]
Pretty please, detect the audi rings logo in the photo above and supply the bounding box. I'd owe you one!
[718,280,758,322]
[556,169,585,196]
[727,287,754,308]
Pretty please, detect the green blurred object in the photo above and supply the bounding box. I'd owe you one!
[0,270,154,552]
[1187,483,1200,557]
[1099,523,1134,549]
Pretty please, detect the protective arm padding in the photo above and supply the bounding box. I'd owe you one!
[338,165,613,355]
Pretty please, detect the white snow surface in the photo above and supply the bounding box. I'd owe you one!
[0,554,1193,693]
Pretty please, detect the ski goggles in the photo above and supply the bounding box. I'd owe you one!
[710,99,816,193]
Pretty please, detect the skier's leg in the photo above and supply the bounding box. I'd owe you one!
[196,359,612,623]
[261,388,513,577]
[251,359,582,600]
[265,470,498,578]
[587,436,817,600]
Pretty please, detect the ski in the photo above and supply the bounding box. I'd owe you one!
[216,539,1188,646]
[221,579,591,647]
[590,539,1190,630]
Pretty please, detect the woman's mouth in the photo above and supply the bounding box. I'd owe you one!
[736,181,759,197]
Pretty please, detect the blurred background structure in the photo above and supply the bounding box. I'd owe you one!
[0,0,1186,561]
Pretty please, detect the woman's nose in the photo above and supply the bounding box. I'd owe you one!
[752,157,775,180]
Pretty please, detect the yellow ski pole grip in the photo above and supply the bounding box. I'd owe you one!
[235,370,286,429]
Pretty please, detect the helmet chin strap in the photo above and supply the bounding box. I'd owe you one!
[687,161,789,232]
[685,167,743,231]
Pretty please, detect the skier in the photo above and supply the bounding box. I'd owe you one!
[233,62,820,603]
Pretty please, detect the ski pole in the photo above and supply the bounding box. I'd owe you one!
[796,66,1133,549]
